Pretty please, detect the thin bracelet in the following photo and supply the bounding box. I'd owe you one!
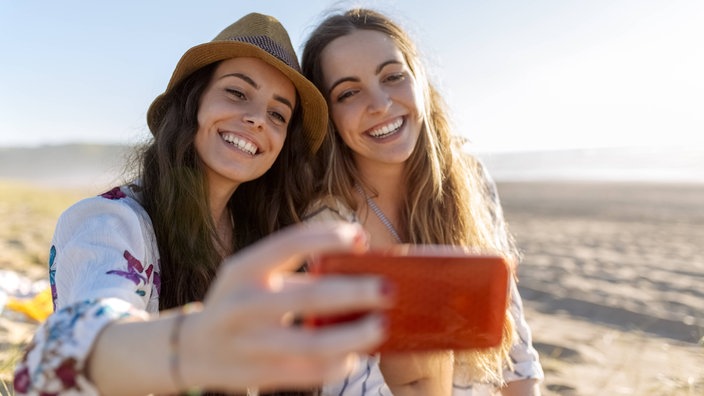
[247,387,260,395]
[170,303,203,396]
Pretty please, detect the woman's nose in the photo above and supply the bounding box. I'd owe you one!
[367,87,392,114]
[242,109,265,129]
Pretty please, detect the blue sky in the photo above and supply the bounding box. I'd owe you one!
[1,0,703,152]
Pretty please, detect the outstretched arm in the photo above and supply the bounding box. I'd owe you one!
[18,222,391,396]
[91,221,392,395]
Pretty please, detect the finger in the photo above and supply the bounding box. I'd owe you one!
[235,313,388,359]
[277,275,394,316]
[222,276,392,323]
[217,222,368,290]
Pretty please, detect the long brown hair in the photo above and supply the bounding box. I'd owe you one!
[135,61,316,310]
[302,8,519,383]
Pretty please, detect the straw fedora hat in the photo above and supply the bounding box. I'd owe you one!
[147,13,327,154]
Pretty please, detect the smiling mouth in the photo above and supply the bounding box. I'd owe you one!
[221,133,259,155]
[368,117,404,138]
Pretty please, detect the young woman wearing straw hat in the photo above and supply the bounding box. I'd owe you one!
[302,8,544,396]
[14,13,392,396]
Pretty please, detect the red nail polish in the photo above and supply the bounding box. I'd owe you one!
[380,279,396,298]
[380,313,390,331]
[351,233,370,253]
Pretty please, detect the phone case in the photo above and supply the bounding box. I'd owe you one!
[308,247,510,352]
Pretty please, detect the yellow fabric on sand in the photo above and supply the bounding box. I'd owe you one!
[6,287,53,322]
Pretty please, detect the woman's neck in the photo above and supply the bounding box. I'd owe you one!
[356,161,406,208]
[208,182,237,256]
[355,161,407,246]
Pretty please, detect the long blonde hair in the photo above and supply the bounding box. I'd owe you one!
[302,8,519,383]
[302,9,519,259]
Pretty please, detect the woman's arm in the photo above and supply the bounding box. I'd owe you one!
[15,192,159,395]
[86,222,393,394]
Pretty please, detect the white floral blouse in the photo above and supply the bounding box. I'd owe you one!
[303,165,544,396]
[14,184,160,395]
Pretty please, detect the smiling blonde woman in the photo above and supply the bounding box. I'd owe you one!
[302,8,544,396]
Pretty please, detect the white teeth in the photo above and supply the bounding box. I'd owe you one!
[221,133,257,155]
[369,118,403,137]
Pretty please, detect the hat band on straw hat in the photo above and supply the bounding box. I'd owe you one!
[228,36,300,71]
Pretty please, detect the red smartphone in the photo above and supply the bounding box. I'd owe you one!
[307,246,510,352]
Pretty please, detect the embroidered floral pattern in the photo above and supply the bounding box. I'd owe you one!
[107,250,147,285]
[55,357,79,389]
[153,260,161,295]
[106,250,160,298]
[13,366,30,393]
[49,245,57,311]
[14,184,162,395]
[14,299,144,395]
[99,186,126,200]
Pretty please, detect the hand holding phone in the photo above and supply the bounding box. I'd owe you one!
[307,246,510,352]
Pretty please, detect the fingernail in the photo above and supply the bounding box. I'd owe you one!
[379,313,390,332]
[380,279,396,298]
[353,231,369,250]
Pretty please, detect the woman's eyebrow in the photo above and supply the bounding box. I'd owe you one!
[327,59,404,97]
[328,76,359,97]
[376,59,402,74]
[274,95,294,111]
[220,72,258,88]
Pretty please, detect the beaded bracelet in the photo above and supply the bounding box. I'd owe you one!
[169,303,203,396]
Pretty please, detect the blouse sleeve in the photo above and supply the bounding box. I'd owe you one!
[13,188,160,395]
[502,279,544,383]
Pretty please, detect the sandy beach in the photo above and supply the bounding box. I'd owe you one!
[1,179,703,395]
[499,181,704,395]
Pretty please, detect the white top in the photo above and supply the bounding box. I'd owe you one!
[14,184,160,395]
[303,167,544,396]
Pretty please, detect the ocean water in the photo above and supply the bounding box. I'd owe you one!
[1,144,703,185]
[476,146,704,183]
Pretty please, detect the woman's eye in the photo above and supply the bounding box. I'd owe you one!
[384,72,405,83]
[225,88,246,99]
[336,89,357,102]
[269,111,287,124]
